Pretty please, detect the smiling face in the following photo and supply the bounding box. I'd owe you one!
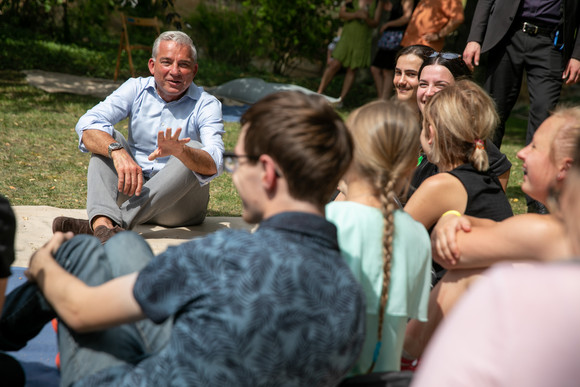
[417,64,455,113]
[394,54,424,103]
[148,40,198,102]
[516,116,562,204]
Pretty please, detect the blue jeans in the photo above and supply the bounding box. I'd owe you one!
[0,232,172,386]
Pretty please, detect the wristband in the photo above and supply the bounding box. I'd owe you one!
[441,210,461,218]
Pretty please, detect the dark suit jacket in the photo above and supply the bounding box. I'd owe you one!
[467,0,580,61]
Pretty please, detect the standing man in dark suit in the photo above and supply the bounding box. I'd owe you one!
[462,0,580,214]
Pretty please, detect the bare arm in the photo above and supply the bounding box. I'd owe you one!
[364,0,383,28]
[381,0,412,32]
[404,173,468,230]
[81,129,144,197]
[26,233,145,333]
[148,128,217,176]
[438,214,571,270]
[339,2,366,21]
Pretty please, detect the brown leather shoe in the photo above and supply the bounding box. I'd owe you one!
[52,217,92,235]
[93,225,126,244]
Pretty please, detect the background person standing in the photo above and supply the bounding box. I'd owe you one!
[462,0,580,213]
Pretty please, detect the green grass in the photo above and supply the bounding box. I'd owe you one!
[6,30,575,217]
[0,70,242,216]
[0,67,529,217]
[0,67,532,216]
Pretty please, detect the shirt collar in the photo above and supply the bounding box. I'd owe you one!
[257,212,339,251]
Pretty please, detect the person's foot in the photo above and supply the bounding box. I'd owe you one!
[527,201,549,214]
[93,225,126,244]
[52,217,92,235]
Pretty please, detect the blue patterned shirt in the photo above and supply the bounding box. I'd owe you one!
[80,212,366,386]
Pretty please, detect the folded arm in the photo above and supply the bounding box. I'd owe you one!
[435,214,570,270]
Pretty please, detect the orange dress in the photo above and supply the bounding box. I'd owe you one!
[400,0,464,51]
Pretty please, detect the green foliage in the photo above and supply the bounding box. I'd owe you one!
[185,2,255,68]
[0,35,118,78]
[241,0,338,74]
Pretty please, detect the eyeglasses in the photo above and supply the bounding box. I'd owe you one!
[429,52,462,60]
[223,151,259,173]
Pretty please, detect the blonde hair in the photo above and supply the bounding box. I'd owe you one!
[550,105,580,164]
[423,79,498,171]
[346,100,421,372]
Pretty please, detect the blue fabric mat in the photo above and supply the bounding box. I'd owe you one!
[222,104,250,122]
[6,267,60,387]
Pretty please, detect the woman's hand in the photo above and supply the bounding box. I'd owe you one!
[431,214,472,266]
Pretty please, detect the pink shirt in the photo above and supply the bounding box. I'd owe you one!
[412,262,580,387]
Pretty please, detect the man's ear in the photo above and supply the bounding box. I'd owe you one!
[259,154,279,191]
[148,58,156,75]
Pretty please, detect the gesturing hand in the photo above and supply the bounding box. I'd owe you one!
[148,127,191,161]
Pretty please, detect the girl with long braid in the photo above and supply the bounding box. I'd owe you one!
[326,100,431,374]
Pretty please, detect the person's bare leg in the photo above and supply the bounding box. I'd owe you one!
[317,60,342,94]
[92,216,115,230]
[381,69,394,100]
[371,65,383,99]
[403,268,485,359]
[340,67,358,101]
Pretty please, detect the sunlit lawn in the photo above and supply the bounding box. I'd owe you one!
[0,71,243,217]
[4,69,579,216]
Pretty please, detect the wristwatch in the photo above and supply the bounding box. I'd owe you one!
[108,142,124,158]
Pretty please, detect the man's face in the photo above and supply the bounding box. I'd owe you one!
[148,40,198,102]
[394,54,423,103]
[232,124,264,224]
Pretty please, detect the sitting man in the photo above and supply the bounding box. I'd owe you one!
[0,91,365,386]
[54,30,225,243]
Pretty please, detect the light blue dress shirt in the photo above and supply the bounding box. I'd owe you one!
[75,77,225,184]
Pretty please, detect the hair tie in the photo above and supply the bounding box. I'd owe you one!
[475,139,485,150]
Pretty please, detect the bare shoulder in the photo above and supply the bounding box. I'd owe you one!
[420,172,465,193]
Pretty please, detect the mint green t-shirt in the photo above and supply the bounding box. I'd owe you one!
[326,201,432,373]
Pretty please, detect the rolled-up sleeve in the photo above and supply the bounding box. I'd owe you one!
[75,79,139,152]
[191,94,225,185]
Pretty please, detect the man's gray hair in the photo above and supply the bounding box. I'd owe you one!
[152,31,197,63]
